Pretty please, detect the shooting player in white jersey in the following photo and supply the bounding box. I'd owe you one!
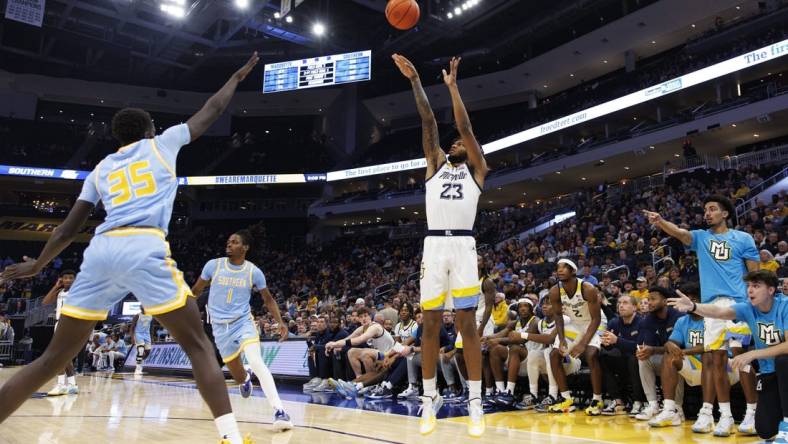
[393,54,489,437]
[191,230,293,432]
[43,270,79,396]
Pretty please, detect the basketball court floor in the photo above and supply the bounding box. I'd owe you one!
[0,367,763,443]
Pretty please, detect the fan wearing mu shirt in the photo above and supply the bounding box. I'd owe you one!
[393,53,488,437]
[0,53,260,444]
[645,195,759,437]
[670,271,788,441]
[191,230,292,432]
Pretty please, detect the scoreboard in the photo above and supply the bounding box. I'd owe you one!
[262,50,371,93]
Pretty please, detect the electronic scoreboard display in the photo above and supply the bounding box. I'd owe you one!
[262,50,371,93]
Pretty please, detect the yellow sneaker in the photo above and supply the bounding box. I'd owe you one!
[548,396,575,413]
[584,400,604,416]
[418,395,443,435]
[467,399,485,438]
[219,433,254,443]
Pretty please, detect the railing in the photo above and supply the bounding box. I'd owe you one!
[24,297,54,328]
[652,245,674,275]
[735,165,788,219]
[0,340,13,363]
[604,265,631,285]
[720,144,788,171]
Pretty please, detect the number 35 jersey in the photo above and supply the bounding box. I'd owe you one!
[425,161,482,230]
[78,124,191,236]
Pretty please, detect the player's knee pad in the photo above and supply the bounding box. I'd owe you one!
[136,345,145,363]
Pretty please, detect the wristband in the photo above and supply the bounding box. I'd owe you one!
[690,302,697,313]
[520,332,529,340]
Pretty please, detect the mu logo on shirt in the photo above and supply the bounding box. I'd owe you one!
[757,322,783,346]
[688,330,703,347]
[709,240,731,261]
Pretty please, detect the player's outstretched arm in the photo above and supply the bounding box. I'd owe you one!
[443,57,488,183]
[190,277,210,298]
[642,209,692,246]
[392,54,443,178]
[186,52,259,142]
[667,290,737,320]
[0,200,94,283]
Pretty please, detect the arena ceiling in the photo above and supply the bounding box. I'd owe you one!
[0,0,658,94]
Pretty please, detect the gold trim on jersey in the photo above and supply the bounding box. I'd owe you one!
[150,139,176,178]
[452,285,480,298]
[223,337,260,363]
[61,304,108,321]
[422,292,447,310]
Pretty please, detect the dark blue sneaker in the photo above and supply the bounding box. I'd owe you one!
[494,391,515,407]
[239,368,253,398]
[482,393,497,409]
[366,384,394,400]
[272,410,293,432]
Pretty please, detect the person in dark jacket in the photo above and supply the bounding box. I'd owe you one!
[633,286,684,422]
[599,294,646,415]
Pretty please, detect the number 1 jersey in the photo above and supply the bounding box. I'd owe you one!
[425,161,482,230]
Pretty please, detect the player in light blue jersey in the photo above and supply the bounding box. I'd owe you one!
[130,309,153,375]
[670,271,788,442]
[191,230,292,432]
[0,53,260,444]
[644,194,759,437]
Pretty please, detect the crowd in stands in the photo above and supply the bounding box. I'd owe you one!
[1,159,787,425]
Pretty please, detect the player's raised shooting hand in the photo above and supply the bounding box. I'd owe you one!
[0,256,40,283]
[642,209,663,225]
[233,51,260,82]
[667,290,694,313]
[442,56,461,87]
[392,54,419,80]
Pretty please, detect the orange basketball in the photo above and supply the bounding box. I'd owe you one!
[385,0,420,30]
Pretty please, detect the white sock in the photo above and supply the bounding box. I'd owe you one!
[649,400,658,411]
[57,374,65,386]
[506,381,516,394]
[746,403,756,414]
[469,380,482,401]
[423,378,437,399]
[592,394,602,402]
[67,376,76,386]
[214,413,241,444]
[485,387,493,396]
[664,399,676,411]
[549,385,558,399]
[382,381,392,390]
[529,384,538,398]
[495,381,505,392]
[719,402,732,417]
[702,402,713,412]
[242,342,284,411]
[561,391,572,400]
[355,382,364,390]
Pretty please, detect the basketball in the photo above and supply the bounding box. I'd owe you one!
[385,0,420,30]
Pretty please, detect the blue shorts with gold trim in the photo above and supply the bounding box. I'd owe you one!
[61,228,192,321]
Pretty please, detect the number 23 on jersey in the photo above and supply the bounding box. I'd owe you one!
[108,160,157,206]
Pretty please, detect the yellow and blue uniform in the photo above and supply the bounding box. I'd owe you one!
[691,229,759,350]
[62,124,193,320]
[134,314,153,346]
[201,258,266,363]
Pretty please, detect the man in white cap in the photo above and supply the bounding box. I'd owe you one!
[548,258,606,415]
[630,276,649,302]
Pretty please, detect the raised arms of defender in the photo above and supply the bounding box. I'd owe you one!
[392,54,444,179]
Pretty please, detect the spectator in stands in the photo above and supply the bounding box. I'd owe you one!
[491,293,509,329]
[761,250,781,273]
[599,295,645,416]
[630,277,649,302]
[634,287,684,421]
[776,241,788,266]
[0,316,13,343]
[379,300,399,325]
